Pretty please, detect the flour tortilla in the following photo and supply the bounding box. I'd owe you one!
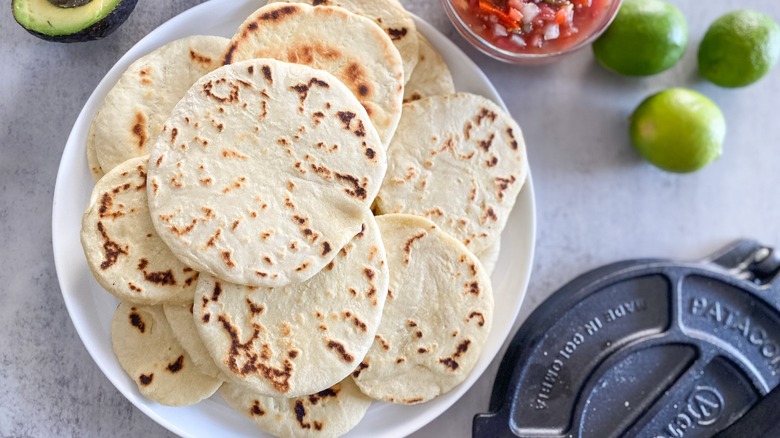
[222,3,404,147]
[111,302,222,406]
[163,303,224,379]
[375,93,528,255]
[403,34,454,103]
[147,58,386,288]
[86,127,104,181]
[89,35,229,174]
[267,0,418,84]
[80,156,199,305]
[220,378,371,438]
[352,214,493,404]
[478,240,500,278]
[194,216,388,398]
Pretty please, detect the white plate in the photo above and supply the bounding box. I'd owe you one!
[51,1,536,436]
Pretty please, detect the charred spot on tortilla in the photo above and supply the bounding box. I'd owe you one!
[96,221,127,270]
[259,4,299,22]
[387,27,408,40]
[188,48,213,66]
[247,299,264,315]
[139,373,154,385]
[167,355,185,373]
[129,309,145,333]
[131,112,147,150]
[352,361,369,378]
[326,339,355,363]
[202,79,240,104]
[250,401,266,416]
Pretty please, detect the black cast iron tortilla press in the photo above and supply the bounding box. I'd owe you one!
[474,240,780,438]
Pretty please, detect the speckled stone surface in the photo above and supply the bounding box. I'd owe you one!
[2,0,780,437]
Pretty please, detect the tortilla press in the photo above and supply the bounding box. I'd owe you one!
[474,239,780,438]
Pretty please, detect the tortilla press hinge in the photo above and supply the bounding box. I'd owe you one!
[707,240,780,437]
[706,240,780,288]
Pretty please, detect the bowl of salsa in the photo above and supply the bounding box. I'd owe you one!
[442,0,622,64]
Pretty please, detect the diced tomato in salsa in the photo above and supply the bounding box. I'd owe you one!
[456,0,610,53]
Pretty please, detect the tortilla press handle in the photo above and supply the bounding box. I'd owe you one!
[704,239,780,289]
[473,409,514,438]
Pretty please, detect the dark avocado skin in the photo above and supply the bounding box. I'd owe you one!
[13,0,139,43]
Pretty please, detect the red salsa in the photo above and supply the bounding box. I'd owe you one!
[454,0,612,54]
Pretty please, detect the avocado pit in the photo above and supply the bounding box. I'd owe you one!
[47,0,94,8]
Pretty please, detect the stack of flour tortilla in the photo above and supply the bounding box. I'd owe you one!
[79,1,528,436]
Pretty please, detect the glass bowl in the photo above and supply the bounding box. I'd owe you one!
[441,0,623,65]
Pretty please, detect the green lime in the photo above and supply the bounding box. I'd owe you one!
[698,10,780,88]
[592,0,688,76]
[630,88,726,173]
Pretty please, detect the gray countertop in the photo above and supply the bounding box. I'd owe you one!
[2,0,779,436]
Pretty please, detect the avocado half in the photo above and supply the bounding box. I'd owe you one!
[12,0,139,43]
